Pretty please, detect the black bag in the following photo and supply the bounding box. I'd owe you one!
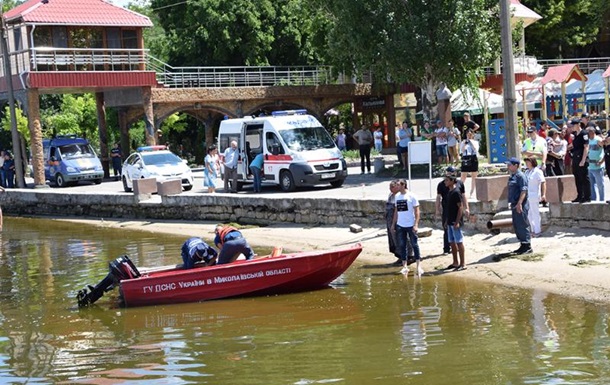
[461,154,476,168]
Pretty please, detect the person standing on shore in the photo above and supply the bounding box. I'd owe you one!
[353,124,373,174]
[110,143,122,181]
[436,166,469,255]
[373,126,383,153]
[392,179,423,276]
[336,128,347,151]
[567,118,590,203]
[397,122,412,170]
[204,145,220,193]
[249,152,264,193]
[524,157,546,237]
[506,157,532,254]
[444,173,466,271]
[386,180,413,265]
[222,140,239,193]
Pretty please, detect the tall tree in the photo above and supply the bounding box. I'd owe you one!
[150,0,321,66]
[315,0,500,119]
[128,0,172,63]
[524,0,610,58]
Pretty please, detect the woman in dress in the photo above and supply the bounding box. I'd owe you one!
[204,145,219,193]
[524,157,546,237]
[459,129,479,198]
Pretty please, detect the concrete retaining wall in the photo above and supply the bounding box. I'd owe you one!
[2,189,607,232]
[0,189,504,229]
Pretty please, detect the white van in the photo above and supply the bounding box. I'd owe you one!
[217,110,347,192]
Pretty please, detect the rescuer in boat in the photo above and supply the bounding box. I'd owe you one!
[214,225,256,264]
[181,237,218,269]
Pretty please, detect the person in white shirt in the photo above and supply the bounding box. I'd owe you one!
[446,119,461,165]
[391,179,423,276]
[433,120,449,164]
[373,126,383,153]
[524,157,546,237]
[222,141,239,193]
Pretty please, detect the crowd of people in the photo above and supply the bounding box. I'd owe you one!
[385,167,470,277]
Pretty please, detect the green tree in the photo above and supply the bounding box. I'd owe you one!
[315,0,500,120]
[128,0,171,62]
[43,94,99,142]
[151,0,321,66]
[1,105,29,141]
[524,0,610,58]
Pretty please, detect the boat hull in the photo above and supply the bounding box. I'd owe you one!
[119,243,362,307]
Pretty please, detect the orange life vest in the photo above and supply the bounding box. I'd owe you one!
[217,226,239,246]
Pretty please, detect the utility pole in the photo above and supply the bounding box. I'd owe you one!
[1,8,25,187]
[499,0,519,159]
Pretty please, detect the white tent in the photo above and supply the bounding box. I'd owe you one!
[450,88,504,115]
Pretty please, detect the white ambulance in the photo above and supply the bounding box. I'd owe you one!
[217,110,347,192]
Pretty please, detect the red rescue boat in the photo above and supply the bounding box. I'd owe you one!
[77,243,362,308]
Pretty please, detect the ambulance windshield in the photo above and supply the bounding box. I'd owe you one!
[279,126,336,151]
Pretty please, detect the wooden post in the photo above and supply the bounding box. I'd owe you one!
[95,92,110,178]
[561,82,567,120]
[27,88,46,187]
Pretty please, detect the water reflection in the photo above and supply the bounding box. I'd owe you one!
[0,217,609,384]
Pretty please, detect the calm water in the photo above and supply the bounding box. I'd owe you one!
[0,217,609,384]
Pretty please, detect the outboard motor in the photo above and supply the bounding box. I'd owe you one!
[77,255,141,307]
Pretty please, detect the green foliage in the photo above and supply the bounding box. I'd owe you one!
[1,106,29,141]
[315,0,501,106]
[151,0,322,66]
[43,94,99,142]
[524,0,610,58]
[129,1,171,62]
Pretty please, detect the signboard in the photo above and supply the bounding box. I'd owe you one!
[408,140,432,165]
[408,141,433,197]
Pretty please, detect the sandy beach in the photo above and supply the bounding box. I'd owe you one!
[58,217,610,305]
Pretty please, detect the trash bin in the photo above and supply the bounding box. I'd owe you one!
[373,156,385,174]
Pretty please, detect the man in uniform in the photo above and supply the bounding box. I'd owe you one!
[181,237,218,269]
[506,157,531,255]
[568,118,590,203]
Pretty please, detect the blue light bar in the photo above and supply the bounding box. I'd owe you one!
[271,109,308,116]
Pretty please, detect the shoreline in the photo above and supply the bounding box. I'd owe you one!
[49,215,610,306]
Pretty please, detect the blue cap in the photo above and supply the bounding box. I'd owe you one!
[505,157,520,166]
[445,166,457,175]
[570,118,580,125]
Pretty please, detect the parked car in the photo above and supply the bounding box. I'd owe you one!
[43,135,104,187]
[122,145,194,192]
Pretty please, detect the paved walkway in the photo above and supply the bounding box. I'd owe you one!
[23,155,610,203]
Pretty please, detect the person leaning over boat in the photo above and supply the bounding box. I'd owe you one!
[181,237,218,269]
[214,225,256,264]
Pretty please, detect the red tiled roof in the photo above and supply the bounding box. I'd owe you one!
[4,0,152,27]
[603,66,610,79]
[541,64,587,85]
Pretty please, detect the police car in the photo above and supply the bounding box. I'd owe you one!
[122,146,194,192]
